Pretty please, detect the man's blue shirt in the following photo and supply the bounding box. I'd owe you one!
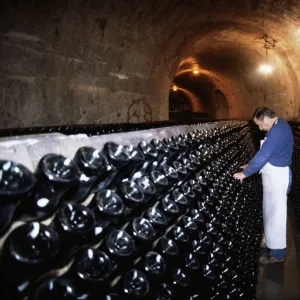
[243,118,294,177]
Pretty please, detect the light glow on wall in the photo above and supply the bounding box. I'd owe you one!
[258,64,273,75]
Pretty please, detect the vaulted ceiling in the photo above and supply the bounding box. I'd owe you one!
[1,0,300,127]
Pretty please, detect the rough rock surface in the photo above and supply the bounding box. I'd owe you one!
[1,0,300,128]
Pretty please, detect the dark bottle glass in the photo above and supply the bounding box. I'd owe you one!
[0,160,36,236]
[197,201,211,218]
[181,158,196,175]
[131,142,158,180]
[105,230,135,263]
[163,137,179,152]
[172,161,188,182]
[172,189,189,213]
[195,173,208,193]
[150,170,169,195]
[202,194,217,210]
[201,168,214,183]
[0,222,60,299]
[188,209,205,229]
[180,185,196,204]
[122,145,145,180]
[122,269,150,297]
[49,249,114,299]
[193,232,212,257]
[168,226,189,248]
[131,217,156,247]
[184,252,200,272]
[102,142,133,189]
[180,134,193,151]
[119,181,144,218]
[153,237,179,280]
[70,248,114,296]
[208,187,220,199]
[76,248,113,282]
[188,180,202,197]
[155,283,177,300]
[103,142,129,168]
[185,294,202,300]
[180,215,198,240]
[172,135,187,153]
[146,207,168,229]
[32,277,90,300]
[207,211,221,227]
[158,194,180,220]
[206,252,219,268]
[136,176,157,205]
[156,237,179,260]
[189,132,199,146]
[163,137,181,163]
[51,203,102,262]
[88,189,124,223]
[71,146,116,202]
[206,222,218,239]
[21,154,80,221]
[150,139,169,171]
[144,251,166,276]
[183,253,201,296]
[188,153,201,170]
[203,265,216,280]
[161,165,179,186]
[201,264,217,298]
[172,268,190,293]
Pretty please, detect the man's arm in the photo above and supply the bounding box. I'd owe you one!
[243,128,281,177]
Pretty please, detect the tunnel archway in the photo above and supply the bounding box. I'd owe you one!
[169,89,192,112]
[165,17,300,121]
[165,13,300,120]
[213,89,229,119]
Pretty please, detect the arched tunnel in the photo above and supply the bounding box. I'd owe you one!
[1,0,300,126]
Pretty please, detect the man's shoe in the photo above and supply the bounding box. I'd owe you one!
[259,256,284,265]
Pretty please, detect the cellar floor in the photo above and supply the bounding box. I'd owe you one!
[256,202,300,300]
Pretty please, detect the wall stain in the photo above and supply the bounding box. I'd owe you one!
[127,97,152,123]
[95,17,107,37]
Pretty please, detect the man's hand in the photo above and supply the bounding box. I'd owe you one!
[240,164,248,170]
[233,172,246,183]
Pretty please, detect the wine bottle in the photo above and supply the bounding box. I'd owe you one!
[0,222,60,299]
[71,146,116,202]
[0,160,36,236]
[20,154,80,221]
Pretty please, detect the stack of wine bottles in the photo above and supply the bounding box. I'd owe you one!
[0,120,210,138]
[289,122,300,225]
[0,121,263,299]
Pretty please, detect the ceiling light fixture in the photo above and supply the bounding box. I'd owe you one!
[259,32,277,102]
[172,85,178,92]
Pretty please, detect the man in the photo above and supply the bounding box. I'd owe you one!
[233,107,293,265]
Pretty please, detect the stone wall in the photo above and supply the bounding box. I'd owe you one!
[0,0,164,128]
[1,0,300,128]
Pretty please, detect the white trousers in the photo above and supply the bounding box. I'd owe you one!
[261,163,289,249]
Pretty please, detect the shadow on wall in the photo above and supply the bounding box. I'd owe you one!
[169,90,192,112]
[212,89,229,119]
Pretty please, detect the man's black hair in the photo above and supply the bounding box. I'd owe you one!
[252,107,276,120]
